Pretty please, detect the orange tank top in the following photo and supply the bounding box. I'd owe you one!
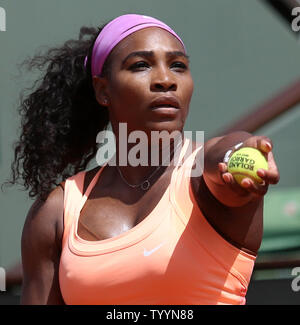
[59,138,256,305]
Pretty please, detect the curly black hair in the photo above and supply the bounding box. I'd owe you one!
[3,22,113,201]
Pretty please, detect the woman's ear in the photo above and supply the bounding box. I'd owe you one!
[92,76,110,107]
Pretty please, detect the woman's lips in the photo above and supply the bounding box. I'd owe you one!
[149,96,180,116]
[150,105,179,116]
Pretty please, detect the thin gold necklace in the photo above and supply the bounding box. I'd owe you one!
[116,138,182,191]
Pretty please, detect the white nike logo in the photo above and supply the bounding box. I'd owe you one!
[143,242,165,257]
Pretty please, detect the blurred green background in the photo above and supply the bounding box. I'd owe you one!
[0,0,299,303]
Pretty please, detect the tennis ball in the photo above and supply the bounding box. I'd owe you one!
[227,147,268,185]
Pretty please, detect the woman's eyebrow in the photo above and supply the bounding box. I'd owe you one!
[166,51,189,61]
[121,51,154,65]
[121,50,189,65]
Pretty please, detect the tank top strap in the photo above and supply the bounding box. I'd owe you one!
[63,163,108,236]
[62,170,86,246]
[76,162,108,215]
[171,136,192,173]
[170,137,203,199]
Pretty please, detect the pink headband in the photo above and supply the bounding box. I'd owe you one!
[85,14,186,76]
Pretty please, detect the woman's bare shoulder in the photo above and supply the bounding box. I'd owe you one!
[21,186,65,304]
[22,185,65,256]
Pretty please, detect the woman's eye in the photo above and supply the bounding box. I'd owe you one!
[171,62,188,70]
[129,61,150,71]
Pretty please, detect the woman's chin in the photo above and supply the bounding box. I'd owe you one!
[144,120,183,133]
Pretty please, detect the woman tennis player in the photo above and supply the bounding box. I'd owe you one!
[10,14,279,304]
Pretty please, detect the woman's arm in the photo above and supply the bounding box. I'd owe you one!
[21,186,65,305]
[191,131,280,255]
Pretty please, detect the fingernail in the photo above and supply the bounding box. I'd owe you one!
[257,169,265,177]
[220,165,227,173]
[223,174,230,182]
[241,179,251,188]
[224,174,234,184]
[265,142,272,150]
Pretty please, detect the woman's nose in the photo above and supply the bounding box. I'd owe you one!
[150,66,177,92]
